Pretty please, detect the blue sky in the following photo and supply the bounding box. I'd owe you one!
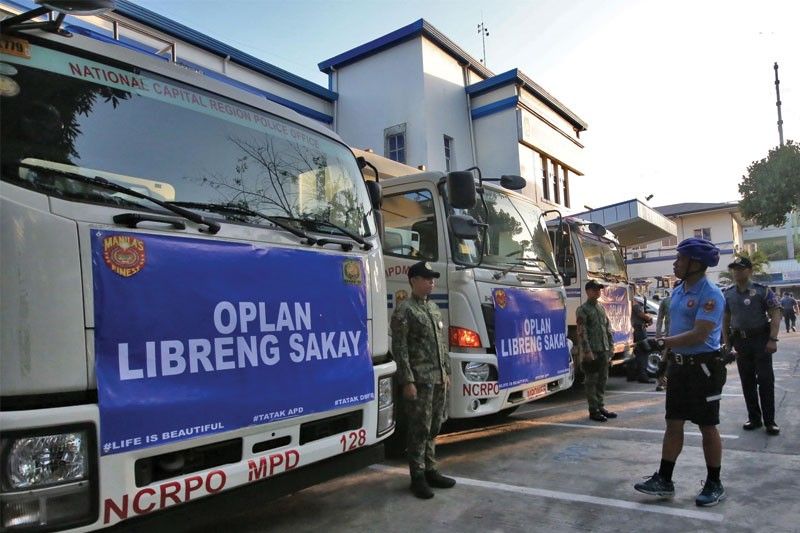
[131,0,798,208]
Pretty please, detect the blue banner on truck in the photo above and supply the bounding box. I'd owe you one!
[92,231,374,455]
[493,287,570,389]
[599,285,633,346]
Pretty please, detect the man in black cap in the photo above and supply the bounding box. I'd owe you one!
[722,255,782,435]
[390,261,454,498]
[576,279,617,422]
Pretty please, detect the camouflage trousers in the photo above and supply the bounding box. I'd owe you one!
[405,382,448,474]
[584,351,610,414]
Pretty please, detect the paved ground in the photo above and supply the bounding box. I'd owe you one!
[166,333,800,532]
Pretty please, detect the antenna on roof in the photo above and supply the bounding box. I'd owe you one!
[477,14,489,67]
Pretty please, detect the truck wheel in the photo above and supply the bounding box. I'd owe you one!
[492,406,520,420]
[384,392,407,459]
[383,426,407,459]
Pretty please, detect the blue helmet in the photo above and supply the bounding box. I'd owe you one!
[676,237,720,267]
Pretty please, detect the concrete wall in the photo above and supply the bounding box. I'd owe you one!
[333,38,427,166]
[420,38,475,171]
[627,209,742,284]
[472,107,523,181]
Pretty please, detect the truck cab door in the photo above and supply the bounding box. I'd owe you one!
[382,184,449,326]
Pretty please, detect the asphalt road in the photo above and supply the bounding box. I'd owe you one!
[156,333,800,533]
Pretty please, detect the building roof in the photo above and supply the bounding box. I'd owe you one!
[568,199,676,246]
[466,68,587,131]
[111,0,337,102]
[319,18,493,79]
[655,202,739,217]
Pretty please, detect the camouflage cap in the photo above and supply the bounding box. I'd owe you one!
[728,256,753,269]
[408,261,440,279]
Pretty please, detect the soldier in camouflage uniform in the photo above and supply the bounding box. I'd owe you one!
[576,279,618,422]
[391,261,455,499]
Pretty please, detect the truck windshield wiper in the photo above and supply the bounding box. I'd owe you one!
[167,201,316,246]
[518,256,561,282]
[270,215,372,250]
[587,269,615,282]
[17,162,221,234]
[493,257,560,281]
[493,258,543,280]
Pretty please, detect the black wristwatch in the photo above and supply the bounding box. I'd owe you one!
[769,337,779,342]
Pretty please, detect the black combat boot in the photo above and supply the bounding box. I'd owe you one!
[425,470,456,488]
[410,472,434,499]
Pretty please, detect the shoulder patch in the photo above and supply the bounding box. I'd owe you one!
[703,299,717,312]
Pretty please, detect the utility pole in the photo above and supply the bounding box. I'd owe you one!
[477,16,489,67]
[774,62,784,146]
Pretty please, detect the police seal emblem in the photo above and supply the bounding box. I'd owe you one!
[703,299,716,312]
[342,259,362,285]
[494,289,507,309]
[103,234,146,277]
[687,299,696,309]
[744,298,751,306]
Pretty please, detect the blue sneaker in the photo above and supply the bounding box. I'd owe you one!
[634,472,675,497]
[695,479,726,507]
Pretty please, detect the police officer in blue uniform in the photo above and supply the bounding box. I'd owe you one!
[722,256,782,435]
[633,238,728,507]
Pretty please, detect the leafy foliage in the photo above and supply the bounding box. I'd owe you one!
[738,141,800,227]
[717,250,770,283]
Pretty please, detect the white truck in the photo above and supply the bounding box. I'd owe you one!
[548,217,633,368]
[0,6,395,531]
[356,152,573,430]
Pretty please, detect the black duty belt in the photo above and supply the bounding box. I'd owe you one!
[669,352,721,366]
[730,326,769,339]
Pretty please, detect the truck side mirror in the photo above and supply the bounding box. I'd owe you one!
[446,171,477,209]
[499,175,526,191]
[448,214,480,240]
[365,180,382,209]
[588,222,607,237]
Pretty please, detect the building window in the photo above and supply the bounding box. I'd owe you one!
[443,135,454,171]
[661,236,677,247]
[384,123,407,164]
[540,154,550,201]
[562,167,570,208]
[382,189,438,261]
[552,162,560,204]
[693,228,712,241]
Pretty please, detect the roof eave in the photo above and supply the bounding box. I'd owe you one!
[112,0,337,102]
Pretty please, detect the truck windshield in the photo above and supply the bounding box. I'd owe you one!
[576,232,627,280]
[0,44,374,237]
[450,187,556,272]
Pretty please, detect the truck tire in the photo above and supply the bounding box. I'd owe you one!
[494,405,520,419]
[383,425,407,459]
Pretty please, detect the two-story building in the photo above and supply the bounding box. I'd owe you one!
[625,202,745,290]
[318,19,587,212]
[742,211,800,295]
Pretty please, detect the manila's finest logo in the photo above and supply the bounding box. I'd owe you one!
[494,289,507,309]
[103,235,146,277]
[343,259,362,285]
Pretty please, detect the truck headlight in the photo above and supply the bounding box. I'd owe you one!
[1,424,97,530]
[376,376,394,436]
[378,376,393,409]
[7,432,87,489]
[463,362,490,382]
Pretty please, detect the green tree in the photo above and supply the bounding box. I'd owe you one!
[718,250,770,283]
[738,141,800,227]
